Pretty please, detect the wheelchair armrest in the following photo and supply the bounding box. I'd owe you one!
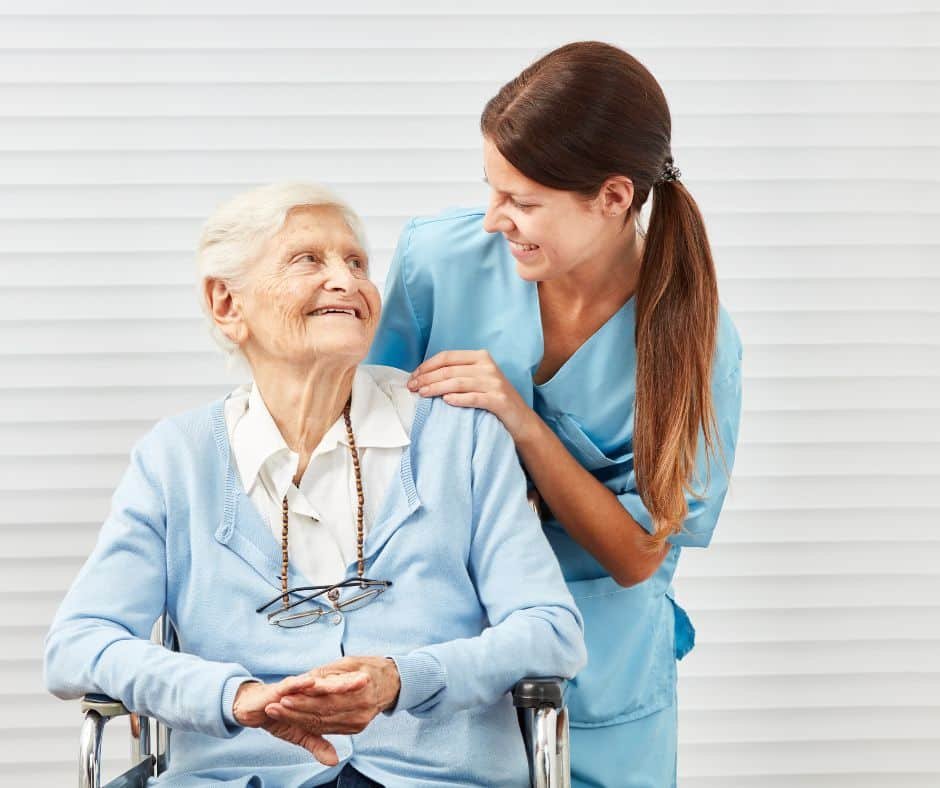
[512,677,565,710]
[81,693,130,719]
[80,695,154,788]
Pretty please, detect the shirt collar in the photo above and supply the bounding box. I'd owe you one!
[231,367,411,496]
[231,381,293,497]
[347,366,412,451]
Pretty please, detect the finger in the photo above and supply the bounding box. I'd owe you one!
[410,363,482,390]
[278,671,370,701]
[270,674,319,701]
[307,671,370,695]
[278,688,369,715]
[442,392,488,410]
[415,377,485,399]
[266,702,363,736]
[412,350,484,377]
[273,671,366,702]
[304,657,359,678]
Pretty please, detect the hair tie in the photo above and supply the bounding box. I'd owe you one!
[657,161,681,184]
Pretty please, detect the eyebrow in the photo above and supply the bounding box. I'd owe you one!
[284,244,367,260]
[481,173,537,201]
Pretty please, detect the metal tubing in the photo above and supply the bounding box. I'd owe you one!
[79,709,105,788]
[532,706,559,788]
[130,712,152,768]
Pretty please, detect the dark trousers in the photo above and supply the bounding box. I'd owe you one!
[319,764,384,788]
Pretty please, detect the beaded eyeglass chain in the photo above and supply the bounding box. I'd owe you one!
[279,399,365,609]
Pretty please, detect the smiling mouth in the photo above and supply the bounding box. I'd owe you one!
[307,307,363,318]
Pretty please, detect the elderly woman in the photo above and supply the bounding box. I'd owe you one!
[43,182,586,788]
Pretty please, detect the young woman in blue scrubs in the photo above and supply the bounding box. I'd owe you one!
[367,41,743,788]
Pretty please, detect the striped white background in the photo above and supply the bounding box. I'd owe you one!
[1,2,938,785]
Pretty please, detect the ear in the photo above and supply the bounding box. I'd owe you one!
[204,278,248,347]
[596,176,635,218]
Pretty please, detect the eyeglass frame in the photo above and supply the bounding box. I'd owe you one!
[256,577,393,628]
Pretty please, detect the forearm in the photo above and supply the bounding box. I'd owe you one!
[393,604,585,717]
[514,412,669,586]
[44,618,254,738]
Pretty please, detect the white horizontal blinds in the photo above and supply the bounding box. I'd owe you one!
[0,2,937,785]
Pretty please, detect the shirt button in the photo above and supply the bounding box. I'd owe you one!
[330,612,343,626]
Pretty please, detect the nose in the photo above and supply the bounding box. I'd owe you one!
[482,194,514,235]
[322,261,358,293]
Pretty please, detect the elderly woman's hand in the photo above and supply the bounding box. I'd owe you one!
[264,656,401,737]
[407,350,537,443]
[233,672,366,765]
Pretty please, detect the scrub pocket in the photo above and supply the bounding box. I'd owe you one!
[565,575,675,728]
[667,590,696,660]
[551,413,630,473]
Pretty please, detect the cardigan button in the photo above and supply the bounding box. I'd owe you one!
[329,612,343,625]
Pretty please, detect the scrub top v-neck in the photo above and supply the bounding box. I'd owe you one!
[367,207,743,748]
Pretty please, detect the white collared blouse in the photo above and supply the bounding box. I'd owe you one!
[223,365,418,587]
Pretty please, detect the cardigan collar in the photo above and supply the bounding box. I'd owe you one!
[210,392,430,593]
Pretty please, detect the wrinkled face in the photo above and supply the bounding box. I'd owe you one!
[229,204,380,368]
[481,137,619,282]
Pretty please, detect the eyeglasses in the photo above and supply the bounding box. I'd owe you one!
[256,578,392,628]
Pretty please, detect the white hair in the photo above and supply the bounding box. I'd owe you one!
[196,181,369,366]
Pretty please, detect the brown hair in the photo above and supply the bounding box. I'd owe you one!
[481,41,724,550]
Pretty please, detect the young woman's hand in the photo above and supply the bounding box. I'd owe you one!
[408,350,536,442]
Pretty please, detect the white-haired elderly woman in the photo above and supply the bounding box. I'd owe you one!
[44,182,586,788]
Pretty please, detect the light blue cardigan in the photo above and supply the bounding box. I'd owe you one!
[44,370,587,788]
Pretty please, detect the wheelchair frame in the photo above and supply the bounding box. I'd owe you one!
[77,618,571,788]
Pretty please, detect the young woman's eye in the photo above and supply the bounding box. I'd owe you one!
[511,199,534,211]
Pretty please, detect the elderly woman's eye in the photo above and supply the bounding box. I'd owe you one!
[297,254,319,264]
[349,258,366,270]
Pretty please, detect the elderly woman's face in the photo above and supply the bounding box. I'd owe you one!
[231,204,380,367]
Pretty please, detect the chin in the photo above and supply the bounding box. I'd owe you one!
[515,260,549,283]
[302,340,370,366]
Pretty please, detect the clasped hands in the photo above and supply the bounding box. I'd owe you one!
[232,656,401,766]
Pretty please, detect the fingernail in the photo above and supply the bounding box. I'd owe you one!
[407,380,417,390]
[267,706,282,719]
[281,697,294,708]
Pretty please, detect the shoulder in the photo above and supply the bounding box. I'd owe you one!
[414,394,508,456]
[398,206,502,275]
[409,205,487,235]
[133,400,224,470]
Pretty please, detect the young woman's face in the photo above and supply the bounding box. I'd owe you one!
[481,137,620,282]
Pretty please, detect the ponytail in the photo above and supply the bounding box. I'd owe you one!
[634,175,723,551]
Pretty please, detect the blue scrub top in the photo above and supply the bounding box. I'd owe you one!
[367,207,743,733]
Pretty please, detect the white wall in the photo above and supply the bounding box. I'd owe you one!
[1,2,938,785]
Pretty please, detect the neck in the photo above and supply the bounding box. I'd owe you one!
[249,354,358,484]
[540,218,644,313]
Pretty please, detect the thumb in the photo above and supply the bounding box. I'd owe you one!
[301,732,340,766]
[265,719,340,766]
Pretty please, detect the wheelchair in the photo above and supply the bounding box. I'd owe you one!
[77,616,571,788]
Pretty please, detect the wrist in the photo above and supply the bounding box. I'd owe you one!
[231,679,260,726]
[382,657,402,712]
[511,407,544,451]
